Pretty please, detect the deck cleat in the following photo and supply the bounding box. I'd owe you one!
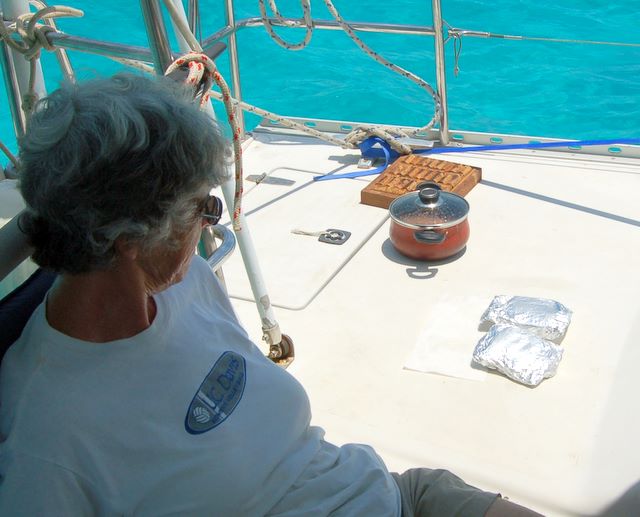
[357,157,375,168]
[291,228,351,245]
[318,229,351,245]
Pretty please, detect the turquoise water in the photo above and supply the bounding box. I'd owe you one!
[1,1,639,165]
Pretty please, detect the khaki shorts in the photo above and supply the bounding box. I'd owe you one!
[391,468,499,517]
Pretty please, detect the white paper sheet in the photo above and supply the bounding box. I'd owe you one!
[404,295,490,381]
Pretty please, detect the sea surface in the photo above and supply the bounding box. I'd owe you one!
[1,0,639,163]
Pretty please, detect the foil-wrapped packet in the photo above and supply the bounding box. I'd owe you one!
[473,324,563,386]
[481,295,572,342]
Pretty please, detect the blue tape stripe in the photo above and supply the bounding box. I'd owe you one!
[312,137,640,182]
[313,137,397,181]
[416,138,640,155]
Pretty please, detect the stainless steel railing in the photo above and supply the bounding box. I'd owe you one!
[186,0,449,143]
[201,224,236,276]
[1,0,451,144]
[3,1,638,150]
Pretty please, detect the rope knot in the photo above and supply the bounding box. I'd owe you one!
[22,25,56,61]
[344,126,413,155]
[0,4,83,118]
[21,91,38,113]
[0,5,83,61]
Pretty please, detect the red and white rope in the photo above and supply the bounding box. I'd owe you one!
[164,52,244,231]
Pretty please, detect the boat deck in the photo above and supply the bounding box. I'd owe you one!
[222,129,640,516]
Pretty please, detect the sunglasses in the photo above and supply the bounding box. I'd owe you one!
[200,194,223,226]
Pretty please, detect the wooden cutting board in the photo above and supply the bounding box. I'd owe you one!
[360,154,482,209]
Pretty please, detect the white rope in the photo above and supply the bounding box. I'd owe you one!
[257,0,313,51]
[161,0,356,231]
[258,0,441,151]
[166,0,435,156]
[0,2,83,115]
[160,0,440,229]
[321,0,440,135]
[29,0,77,83]
[108,57,155,74]
[206,90,348,147]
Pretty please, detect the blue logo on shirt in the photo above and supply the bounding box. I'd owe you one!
[185,351,246,434]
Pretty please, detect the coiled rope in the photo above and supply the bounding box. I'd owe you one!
[258,0,313,51]
[256,0,441,155]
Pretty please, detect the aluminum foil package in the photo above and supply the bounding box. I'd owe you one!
[481,295,572,342]
[473,324,563,386]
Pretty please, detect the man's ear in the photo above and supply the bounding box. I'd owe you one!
[114,237,139,262]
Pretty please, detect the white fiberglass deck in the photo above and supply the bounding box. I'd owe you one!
[223,130,640,516]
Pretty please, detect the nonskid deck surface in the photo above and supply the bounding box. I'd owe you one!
[221,131,640,516]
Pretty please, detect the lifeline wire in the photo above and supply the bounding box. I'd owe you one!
[418,137,640,155]
[446,27,640,48]
[444,24,640,74]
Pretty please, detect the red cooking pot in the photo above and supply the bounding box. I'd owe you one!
[389,183,470,261]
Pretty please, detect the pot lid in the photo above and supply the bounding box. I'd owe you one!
[389,185,469,229]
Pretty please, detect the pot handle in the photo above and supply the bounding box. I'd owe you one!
[415,180,442,191]
[414,229,445,244]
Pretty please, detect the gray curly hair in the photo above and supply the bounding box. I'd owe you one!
[18,73,230,274]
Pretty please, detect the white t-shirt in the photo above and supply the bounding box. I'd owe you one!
[0,256,400,516]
